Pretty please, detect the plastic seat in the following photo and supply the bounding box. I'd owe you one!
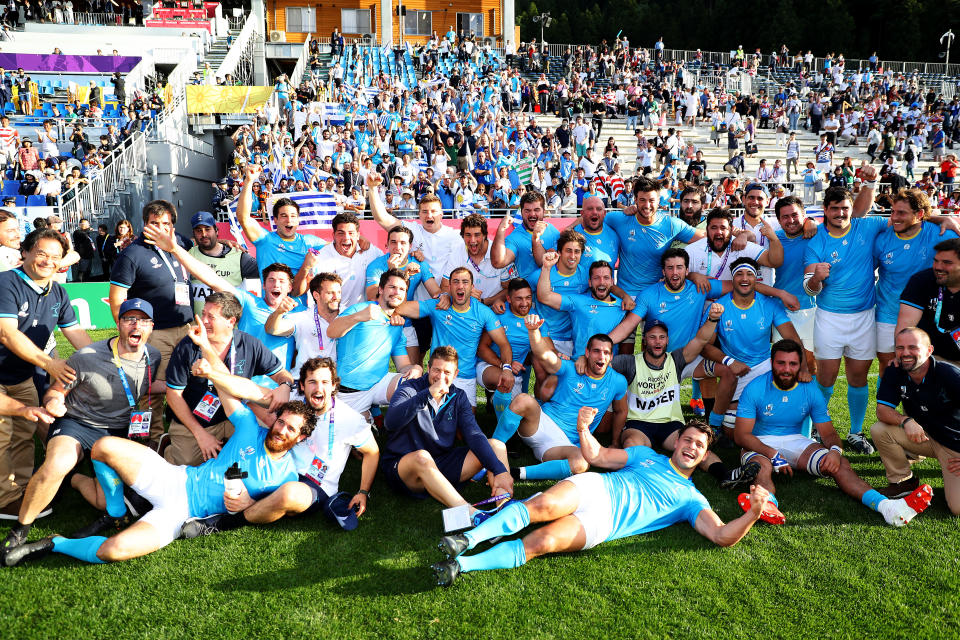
[1,180,19,195]
[26,195,47,206]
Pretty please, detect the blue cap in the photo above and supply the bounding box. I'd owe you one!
[744,182,769,197]
[190,211,218,229]
[322,491,359,531]
[643,318,668,334]
[118,298,154,319]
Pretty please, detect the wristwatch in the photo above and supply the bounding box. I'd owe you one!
[280,381,296,390]
[358,489,371,498]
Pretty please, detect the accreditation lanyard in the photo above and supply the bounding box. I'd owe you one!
[705,247,731,279]
[313,308,325,352]
[933,287,960,335]
[154,245,187,283]
[325,398,336,456]
[111,338,151,410]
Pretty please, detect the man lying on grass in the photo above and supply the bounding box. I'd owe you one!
[2,324,316,567]
[430,407,769,587]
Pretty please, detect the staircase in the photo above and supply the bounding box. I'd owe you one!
[201,28,243,76]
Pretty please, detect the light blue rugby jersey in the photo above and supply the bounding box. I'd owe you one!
[803,217,887,314]
[714,292,790,367]
[737,372,831,437]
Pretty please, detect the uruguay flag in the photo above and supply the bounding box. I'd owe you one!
[264,191,340,230]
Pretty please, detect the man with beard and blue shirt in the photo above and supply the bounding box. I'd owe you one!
[397,266,514,408]
[491,315,627,482]
[572,195,620,264]
[430,407,769,587]
[491,191,559,280]
[874,188,959,374]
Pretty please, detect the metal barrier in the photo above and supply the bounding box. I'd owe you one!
[73,12,126,26]
[58,129,147,229]
[216,11,261,85]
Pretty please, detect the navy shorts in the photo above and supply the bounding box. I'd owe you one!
[46,416,127,451]
[380,447,471,498]
[623,420,684,450]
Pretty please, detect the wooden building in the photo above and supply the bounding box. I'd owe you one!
[264,0,512,46]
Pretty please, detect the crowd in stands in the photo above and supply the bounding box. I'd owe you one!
[211,31,960,221]
[2,1,145,27]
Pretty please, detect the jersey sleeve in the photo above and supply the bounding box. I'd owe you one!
[480,304,502,331]
[251,336,284,377]
[707,278,725,299]
[802,234,824,267]
[418,258,435,282]
[109,251,136,288]
[876,366,905,409]
[899,271,928,309]
[503,228,527,257]
[418,298,439,319]
[612,371,628,401]
[808,384,831,423]
[224,402,260,440]
[683,490,712,527]
[861,215,889,238]
[305,234,326,249]
[671,216,697,243]
[768,296,791,326]
[365,257,386,288]
[164,340,193,391]
[736,378,761,419]
[56,287,79,328]
[391,326,408,357]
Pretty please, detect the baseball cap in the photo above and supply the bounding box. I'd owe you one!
[118,298,154,319]
[744,182,769,197]
[643,318,668,334]
[321,491,359,531]
[190,211,217,229]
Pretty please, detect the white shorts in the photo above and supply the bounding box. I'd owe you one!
[814,308,876,360]
[565,472,614,550]
[733,359,772,402]
[340,372,402,413]
[452,376,478,407]
[876,321,896,354]
[475,362,523,396]
[402,324,419,348]
[774,307,816,351]
[520,410,574,460]
[741,433,818,469]
[681,354,704,381]
[130,447,191,547]
[553,339,574,358]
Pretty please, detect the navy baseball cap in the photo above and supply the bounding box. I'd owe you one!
[643,318,668,334]
[744,183,769,197]
[119,298,154,319]
[190,211,218,229]
[322,491,359,531]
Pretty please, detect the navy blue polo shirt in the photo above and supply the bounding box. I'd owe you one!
[110,236,193,330]
[877,359,960,452]
[165,330,283,426]
[0,269,79,384]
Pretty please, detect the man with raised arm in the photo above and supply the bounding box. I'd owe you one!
[430,407,770,587]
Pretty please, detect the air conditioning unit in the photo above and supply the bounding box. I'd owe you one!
[483,36,496,46]
[360,33,375,44]
[269,30,286,43]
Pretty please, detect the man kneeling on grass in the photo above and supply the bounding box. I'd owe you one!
[2,330,316,567]
[430,407,769,587]
[733,339,934,527]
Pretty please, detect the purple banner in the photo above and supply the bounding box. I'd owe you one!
[0,54,141,74]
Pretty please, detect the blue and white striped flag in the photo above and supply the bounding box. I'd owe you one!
[225,206,248,252]
[264,190,340,230]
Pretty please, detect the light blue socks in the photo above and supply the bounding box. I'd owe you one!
[52,536,107,564]
[847,384,869,435]
[457,538,527,573]
[519,459,572,481]
[492,407,523,443]
[92,460,126,518]
[465,501,531,548]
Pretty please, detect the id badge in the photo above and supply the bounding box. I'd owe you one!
[128,410,151,439]
[304,456,328,486]
[174,282,190,307]
[192,392,221,421]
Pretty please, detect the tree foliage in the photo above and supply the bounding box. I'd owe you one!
[517,0,960,63]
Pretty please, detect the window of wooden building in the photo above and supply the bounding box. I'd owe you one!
[456,12,483,37]
[403,9,431,36]
[286,7,316,33]
[341,8,371,34]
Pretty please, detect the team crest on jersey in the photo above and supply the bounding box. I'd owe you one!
[660,302,668,311]
[17,301,28,317]
[443,314,453,325]
[574,382,585,393]
[238,446,255,459]
[725,319,734,330]
[883,252,895,264]
[763,404,775,416]
[782,395,789,402]
[150,256,162,268]
[830,250,840,263]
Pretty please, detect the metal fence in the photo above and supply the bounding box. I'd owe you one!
[57,129,147,229]
[73,12,127,27]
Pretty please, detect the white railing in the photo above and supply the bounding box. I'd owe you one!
[73,12,126,27]
[217,11,262,82]
[124,54,155,96]
[289,34,313,87]
[152,47,198,65]
[58,129,147,229]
